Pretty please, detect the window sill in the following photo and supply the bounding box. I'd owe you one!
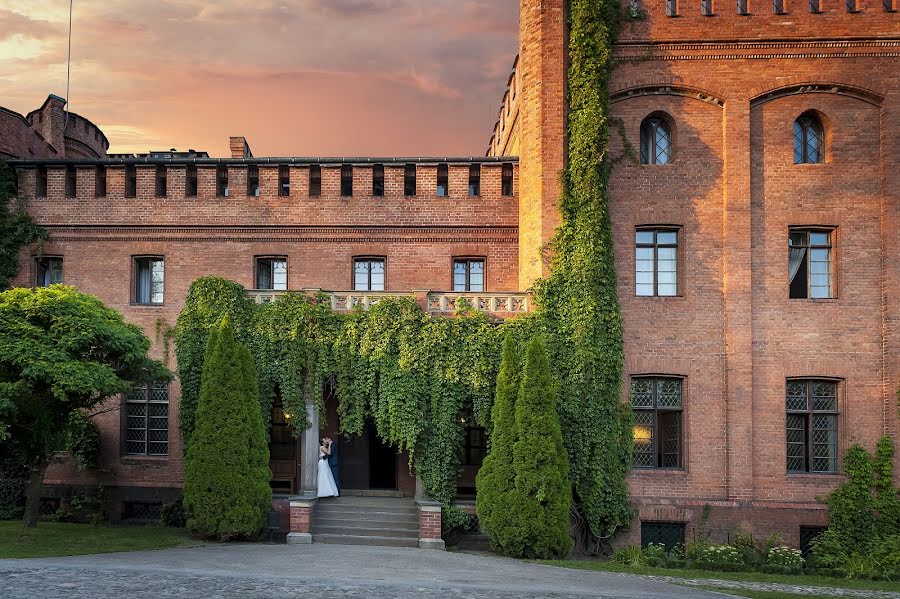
[789,298,837,302]
[129,303,166,308]
[634,295,686,301]
[631,468,687,476]
[786,472,839,479]
[121,455,169,463]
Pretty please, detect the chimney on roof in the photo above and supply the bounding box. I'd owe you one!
[229,136,253,159]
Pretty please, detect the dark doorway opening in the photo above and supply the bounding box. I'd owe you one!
[339,421,397,491]
[268,395,298,493]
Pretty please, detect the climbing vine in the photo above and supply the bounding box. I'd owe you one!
[175,279,500,522]
[530,0,632,548]
[0,160,46,289]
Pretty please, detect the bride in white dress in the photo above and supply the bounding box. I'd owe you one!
[317,438,339,498]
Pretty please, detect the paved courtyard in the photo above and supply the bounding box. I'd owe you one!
[0,543,725,599]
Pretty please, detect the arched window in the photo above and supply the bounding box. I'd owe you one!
[793,112,825,164]
[640,116,672,165]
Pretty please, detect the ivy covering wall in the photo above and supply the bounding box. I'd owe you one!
[175,0,630,544]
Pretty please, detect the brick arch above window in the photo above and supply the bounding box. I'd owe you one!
[749,82,884,109]
[610,83,725,108]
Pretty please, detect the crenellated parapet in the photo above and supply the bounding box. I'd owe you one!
[9,157,519,228]
[486,56,521,158]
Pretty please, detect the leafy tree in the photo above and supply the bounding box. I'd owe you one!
[476,333,521,548]
[0,160,46,290]
[0,285,167,526]
[183,318,271,540]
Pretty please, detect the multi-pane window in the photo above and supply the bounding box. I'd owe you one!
[65,165,77,197]
[701,0,715,15]
[437,163,449,197]
[468,164,481,196]
[462,425,487,466]
[789,229,832,299]
[640,117,672,164]
[125,164,137,198]
[247,166,260,196]
[185,165,198,197]
[641,522,686,552]
[666,0,679,15]
[155,166,167,197]
[35,257,63,287]
[404,163,416,196]
[809,0,822,11]
[636,229,678,297]
[501,163,514,196]
[216,165,229,197]
[36,165,48,197]
[786,380,838,474]
[774,0,786,12]
[341,164,353,196]
[846,0,859,11]
[737,0,749,14]
[124,382,169,456]
[279,165,290,196]
[134,257,164,305]
[256,257,287,290]
[794,113,825,164]
[309,165,321,197]
[453,259,485,292]
[372,164,385,197]
[631,377,683,469]
[354,258,385,291]
[95,166,106,197]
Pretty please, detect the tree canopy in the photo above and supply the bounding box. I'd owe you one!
[0,285,168,525]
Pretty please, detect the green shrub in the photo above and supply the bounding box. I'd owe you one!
[0,452,28,520]
[765,546,804,574]
[476,333,521,550]
[182,319,272,540]
[612,545,645,567]
[508,337,572,559]
[160,498,186,528]
[869,534,900,579]
[693,544,749,571]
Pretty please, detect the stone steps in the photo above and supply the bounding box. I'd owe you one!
[311,496,420,548]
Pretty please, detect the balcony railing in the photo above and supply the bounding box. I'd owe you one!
[246,289,530,316]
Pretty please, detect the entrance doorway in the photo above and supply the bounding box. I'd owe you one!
[340,422,397,491]
[269,395,298,493]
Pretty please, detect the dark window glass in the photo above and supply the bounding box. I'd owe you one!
[636,229,678,297]
[354,258,385,291]
[155,166,167,197]
[501,163,514,196]
[279,165,290,196]
[453,259,485,292]
[666,0,678,15]
[631,377,683,469]
[641,522,686,552]
[256,257,287,290]
[737,0,749,14]
[799,527,827,558]
[886,0,897,11]
[216,165,228,197]
[124,382,169,456]
[247,165,259,196]
[468,164,481,196]
[701,0,714,14]
[185,165,198,197]
[372,164,385,197]
[134,257,164,304]
[309,165,321,197]
[65,165,76,197]
[787,380,838,473]
[125,165,137,198]
[789,229,832,299]
[809,0,821,11]
[794,113,825,164]
[341,164,353,197]
[404,164,416,196]
[640,117,672,164]
[95,166,106,197]
[846,0,858,10]
[36,165,47,197]
[774,0,786,12]
[462,425,487,466]
[35,257,63,287]
[436,163,449,197]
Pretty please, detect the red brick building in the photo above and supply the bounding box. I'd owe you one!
[6,0,899,549]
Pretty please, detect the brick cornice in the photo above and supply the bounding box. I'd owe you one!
[614,38,900,61]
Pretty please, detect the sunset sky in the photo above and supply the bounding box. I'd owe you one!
[0,1,519,156]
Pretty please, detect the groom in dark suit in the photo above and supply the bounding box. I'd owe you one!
[326,437,340,490]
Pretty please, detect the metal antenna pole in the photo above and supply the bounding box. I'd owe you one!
[64,0,73,129]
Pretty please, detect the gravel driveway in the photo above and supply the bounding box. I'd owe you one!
[0,543,728,598]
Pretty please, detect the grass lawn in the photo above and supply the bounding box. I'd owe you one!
[539,559,900,594]
[691,586,838,599]
[0,521,200,559]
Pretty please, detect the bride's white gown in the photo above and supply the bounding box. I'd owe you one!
[317,448,339,498]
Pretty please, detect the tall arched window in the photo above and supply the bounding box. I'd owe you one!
[794,112,825,164]
[640,115,673,165]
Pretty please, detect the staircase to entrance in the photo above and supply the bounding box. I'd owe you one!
[311,493,420,548]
